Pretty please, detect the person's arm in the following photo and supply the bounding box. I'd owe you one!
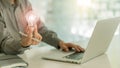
[37,21,85,52]
[0,11,27,55]
[37,20,61,49]
[37,20,85,52]
[28,0,85,52]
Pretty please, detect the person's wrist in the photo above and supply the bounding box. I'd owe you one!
[58,41,65,48]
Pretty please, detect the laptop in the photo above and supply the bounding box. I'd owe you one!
[42,17,120,64]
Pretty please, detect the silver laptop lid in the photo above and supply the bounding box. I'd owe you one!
[81,17,120,63]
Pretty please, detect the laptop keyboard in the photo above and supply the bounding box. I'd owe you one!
[63,52,84,60]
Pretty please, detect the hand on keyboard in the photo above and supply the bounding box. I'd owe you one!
[59,41,85,52]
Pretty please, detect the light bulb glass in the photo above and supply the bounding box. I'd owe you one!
[25,11,39,27]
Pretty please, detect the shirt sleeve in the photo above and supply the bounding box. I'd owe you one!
[0,12,4,49]
[0,11,28,55]
[0,31,28,55]
[37,20,61,49]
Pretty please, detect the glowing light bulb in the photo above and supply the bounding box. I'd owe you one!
[25,11,39,27]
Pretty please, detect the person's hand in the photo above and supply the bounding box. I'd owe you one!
[32,24,42,45]
[20,25,42,47]
[59,41,85,52]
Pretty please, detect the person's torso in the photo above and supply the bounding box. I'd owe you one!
[0,0,32,40]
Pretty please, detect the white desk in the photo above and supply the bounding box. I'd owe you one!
[19,35,120,68]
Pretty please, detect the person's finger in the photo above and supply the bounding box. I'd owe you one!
[21,37,32,47]
[24,26,29,34]
[72,45,81,52]
[25,26,30,34]
[26,40,32,45]
[27,26,33,38]
[62,45,69,52]
[66,43,81,52]
[31,35,38,45]
[77,45,85,52]
[34,32,42,41]
[33,24,38,33]
[31,33,42,45]
[38,34,42,41]
[31,40,38,45]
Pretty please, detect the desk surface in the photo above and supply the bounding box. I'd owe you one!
[19,35,120,68]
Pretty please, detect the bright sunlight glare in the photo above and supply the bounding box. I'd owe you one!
[77,0,92,7]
